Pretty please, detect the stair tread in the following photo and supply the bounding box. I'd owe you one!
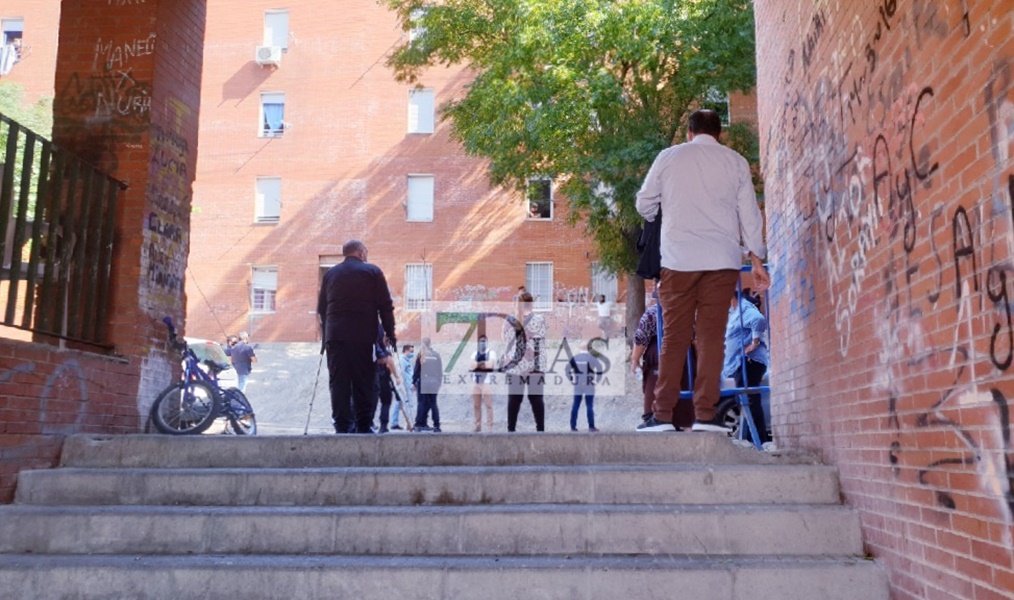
[0,553,879,568]
[4,503,854,514]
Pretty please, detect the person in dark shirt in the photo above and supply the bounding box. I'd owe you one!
[373,322,402,433]
[412,338,443,432]
[566,343,604,432]
[225,332,256,393]
[316,240,396,434]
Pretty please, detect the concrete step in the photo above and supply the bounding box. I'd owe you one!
[57,432,784,469]
[14,464,842,506]
[0,554,890,600]
[0,503,863,556]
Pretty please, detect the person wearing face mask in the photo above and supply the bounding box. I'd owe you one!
[470,334,497,432]
[390,344,415,430]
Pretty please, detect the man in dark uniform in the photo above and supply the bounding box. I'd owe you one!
[317,240,396,434]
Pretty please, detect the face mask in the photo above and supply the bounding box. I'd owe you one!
[478,342,487,351]
[407,353,415,360]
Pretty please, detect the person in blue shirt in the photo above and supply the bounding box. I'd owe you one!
[225,332,256,393]
[390,344,414,430]
[722,289,770,444]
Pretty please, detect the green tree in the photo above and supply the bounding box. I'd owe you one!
[384,0,757,338]
[0,82,55,219]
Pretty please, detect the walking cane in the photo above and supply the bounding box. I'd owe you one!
[304,347,325,435]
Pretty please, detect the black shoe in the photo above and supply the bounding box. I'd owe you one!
[639,413,653,427]
[414,425,431,432]
[636,416,678,432]
[379,426,389,433]
[390,425,403,430]
[432,426,441,433]
[691,414,732,433]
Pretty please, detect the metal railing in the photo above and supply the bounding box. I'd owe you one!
[0,112,126,348]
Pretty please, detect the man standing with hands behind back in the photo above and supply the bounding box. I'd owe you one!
[635,109,769,433]
[317,240,396,434]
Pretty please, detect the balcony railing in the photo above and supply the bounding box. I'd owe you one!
[0,112,126,348]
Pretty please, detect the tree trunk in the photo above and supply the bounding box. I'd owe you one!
[624,275,646,349]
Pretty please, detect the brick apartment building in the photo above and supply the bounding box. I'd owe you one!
[0,1,59,104]
[183,1,620,344]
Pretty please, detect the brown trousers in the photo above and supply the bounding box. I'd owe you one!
[652,268,740,423]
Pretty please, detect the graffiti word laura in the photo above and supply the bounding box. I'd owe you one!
[800,10,828,76]
[94,34,156,71]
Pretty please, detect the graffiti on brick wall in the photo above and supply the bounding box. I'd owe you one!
[143,99,193,303]
[54,30,158,169]
[765,0,1014,539]
[0,359,90,436]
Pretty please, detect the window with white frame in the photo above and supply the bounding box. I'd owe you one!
[409,8,427,43]
[406,175,434,222]
[2,18,23,61]
[408,88,435,134]
[526,177,552,220]
[591,262,617,302]
[263,10,289,50]
[405,263,432,312]
[703,88,731,126]
[255,177,281,223]
[260,92,285,137]
[525,262,553,311]
[251,266,278,313]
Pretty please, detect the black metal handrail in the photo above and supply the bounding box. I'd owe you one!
[0,111,127,348]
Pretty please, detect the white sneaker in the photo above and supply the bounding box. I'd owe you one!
[636,416,678,432]
[690,416,732,433]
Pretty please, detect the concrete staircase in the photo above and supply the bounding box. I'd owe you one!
[0,433,889,599]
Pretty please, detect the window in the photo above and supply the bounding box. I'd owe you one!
[263,10,289,50]
[703,88,731,126]
[525,262,553,312]
[260,92,285,137]
[526,177,552,220]
[406,175,434,222]
[251,266,277,313]
[405,263,433,312]
[591,262,617,302]
[255,177,281,223]
[409,8,427,43]
[408,88,435,134]
[2,18,23,62]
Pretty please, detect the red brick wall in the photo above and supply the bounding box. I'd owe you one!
[755,1,1014,598]
[0,0,60,103]
[185,0,607,344]
[0,0,206,503]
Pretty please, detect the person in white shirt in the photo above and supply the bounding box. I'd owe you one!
[470,335,497,432]
[595,294,612,337]
[634,109,770,433]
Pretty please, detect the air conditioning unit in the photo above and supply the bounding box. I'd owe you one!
[255,45,282,67]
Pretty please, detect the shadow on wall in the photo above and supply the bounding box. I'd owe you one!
[220,62,273,107]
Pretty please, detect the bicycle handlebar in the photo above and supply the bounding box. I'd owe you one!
[162,316,188,353]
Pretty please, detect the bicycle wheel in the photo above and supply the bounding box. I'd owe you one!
[151,380,221,435]
[223,387,257,435]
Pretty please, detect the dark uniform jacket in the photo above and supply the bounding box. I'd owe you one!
[317,256,396,346]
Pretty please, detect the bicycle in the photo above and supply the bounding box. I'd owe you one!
[150,316,257,435]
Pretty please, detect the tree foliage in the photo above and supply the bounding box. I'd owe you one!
[384,0,757,275]
[0,82,55,217]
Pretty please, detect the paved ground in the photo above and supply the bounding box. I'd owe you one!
[239,343,648,435]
